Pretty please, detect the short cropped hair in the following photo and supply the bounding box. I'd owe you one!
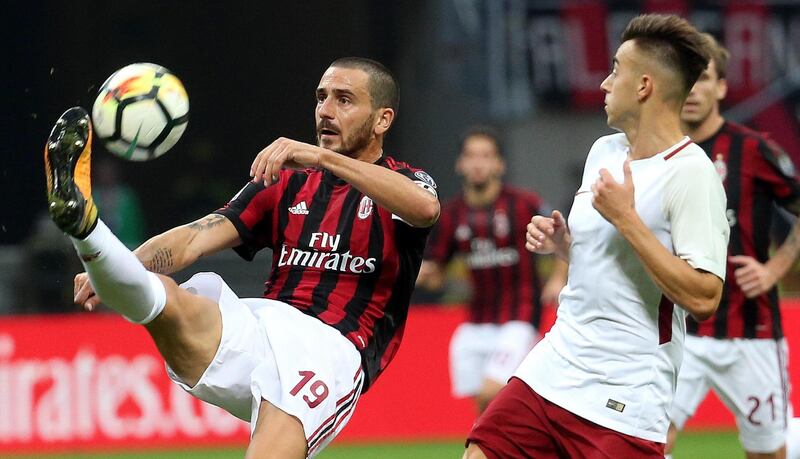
[621,14,710,99]
[458,125,504,157]
[330,57,400,112]
[700,33,730,79]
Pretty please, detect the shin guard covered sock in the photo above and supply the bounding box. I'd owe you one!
[72,220,166,324]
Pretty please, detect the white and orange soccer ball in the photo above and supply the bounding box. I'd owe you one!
[91,63,189,161]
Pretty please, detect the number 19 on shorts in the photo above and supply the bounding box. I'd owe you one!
[291,370,330,408]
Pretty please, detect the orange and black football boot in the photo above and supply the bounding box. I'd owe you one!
[44,107,98,238]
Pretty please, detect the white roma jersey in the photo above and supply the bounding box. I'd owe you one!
[515,133,728,443]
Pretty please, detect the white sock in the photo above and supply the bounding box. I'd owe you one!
[664,455,672,459]
[72,219,166,324]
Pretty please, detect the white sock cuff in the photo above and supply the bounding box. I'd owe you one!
[126,272,167,325]
[71,219,111,258]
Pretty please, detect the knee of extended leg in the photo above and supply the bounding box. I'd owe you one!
[145,274,191,325]
[156,274,180,296]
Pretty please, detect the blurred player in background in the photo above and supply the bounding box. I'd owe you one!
[666,34,800,459]
[464,14,728,458]
[416,125,567,414]
[49,57,439,458]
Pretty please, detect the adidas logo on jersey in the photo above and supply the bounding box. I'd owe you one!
[289,201,309,215]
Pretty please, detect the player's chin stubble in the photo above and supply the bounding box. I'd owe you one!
[317,114,375,158]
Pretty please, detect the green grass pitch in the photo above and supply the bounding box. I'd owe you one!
[8,430,743,458]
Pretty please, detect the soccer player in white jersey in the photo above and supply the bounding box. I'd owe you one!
[463,14,729,459]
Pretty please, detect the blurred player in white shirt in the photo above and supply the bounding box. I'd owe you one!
[464,14,729,459]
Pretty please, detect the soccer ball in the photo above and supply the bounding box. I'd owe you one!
[91,63,189,161]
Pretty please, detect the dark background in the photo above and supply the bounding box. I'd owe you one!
[5,1,800,248]
[2,0,800,314]
[2,1,411,244]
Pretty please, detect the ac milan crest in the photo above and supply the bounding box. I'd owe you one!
[358,196,374,219]
[714,153,727,182]
[493,210,510,238]
[455,224,472,241]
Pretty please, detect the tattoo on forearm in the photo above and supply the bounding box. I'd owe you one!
[188,214,227,231]
[143,248,173,273]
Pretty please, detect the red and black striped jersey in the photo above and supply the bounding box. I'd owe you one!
[424,185,544,326]
[688,121,800,339]
[215,156,437,391]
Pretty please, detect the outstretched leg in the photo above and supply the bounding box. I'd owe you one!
[44,107,221,386]
[46,107,310,455]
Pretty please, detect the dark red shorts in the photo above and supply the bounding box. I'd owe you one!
[466,377,664,459]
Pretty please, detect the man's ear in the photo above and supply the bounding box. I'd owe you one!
[374,108,394,135]
[498,157,506,177]
[455,153,467,177]
[716,78,728,102]
[638,74,654,101]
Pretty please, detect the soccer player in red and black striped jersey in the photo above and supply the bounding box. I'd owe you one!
[667,35,800,459]
[69,57,439,458]
[417,126,567,414]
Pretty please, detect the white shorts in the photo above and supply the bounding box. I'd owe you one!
[166,273,364,457]
[449,320,537,397]
[670,335,790,453]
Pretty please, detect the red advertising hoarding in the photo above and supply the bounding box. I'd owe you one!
[2,304,799,454]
